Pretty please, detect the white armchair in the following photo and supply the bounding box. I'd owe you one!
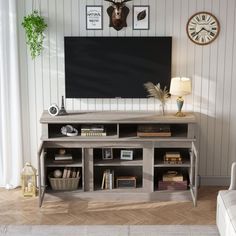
[217,162,236,236]
[229,162,236,190]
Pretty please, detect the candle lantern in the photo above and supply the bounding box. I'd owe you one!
[21,162,37,197]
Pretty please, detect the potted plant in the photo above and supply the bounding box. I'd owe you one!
[144,82,170,115]
[22,10,47,59]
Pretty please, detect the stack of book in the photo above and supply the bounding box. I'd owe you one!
[101,169,114,190]
[62,167,80,178]
[164,152,182,164]
[54,153,73,163]
[158,171,187,190]
[81,125,106,137]
[137,124,171,137]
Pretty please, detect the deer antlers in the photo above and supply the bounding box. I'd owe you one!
[105,0,132,4]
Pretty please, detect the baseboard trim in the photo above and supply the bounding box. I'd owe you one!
[199,175,230,186]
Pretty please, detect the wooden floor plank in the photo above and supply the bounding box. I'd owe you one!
[0,187,223,225]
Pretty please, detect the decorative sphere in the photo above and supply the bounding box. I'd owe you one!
[59,149,66,155]
[53,169,62,178]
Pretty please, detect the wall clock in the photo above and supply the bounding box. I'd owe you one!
[186,12,220,45]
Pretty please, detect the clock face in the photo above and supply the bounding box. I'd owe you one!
[48,104,59,116]
[187,12,220,45]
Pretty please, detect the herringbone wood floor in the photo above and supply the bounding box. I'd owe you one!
[0,187,222,225]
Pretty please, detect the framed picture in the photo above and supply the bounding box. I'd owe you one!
[120,150,133,160]
[86,5,103,30]
[102,148,113,160]
[133,6,150,30]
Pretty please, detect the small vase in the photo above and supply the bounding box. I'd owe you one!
[160,103,165,116]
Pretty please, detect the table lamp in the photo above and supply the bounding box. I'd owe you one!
[170,77,192,117]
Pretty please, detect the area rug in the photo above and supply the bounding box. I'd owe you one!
[0,225,219,236]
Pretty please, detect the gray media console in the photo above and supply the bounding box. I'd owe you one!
[38,111,198,207]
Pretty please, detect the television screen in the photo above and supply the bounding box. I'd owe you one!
[64,37,172,98]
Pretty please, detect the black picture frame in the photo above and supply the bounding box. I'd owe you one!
[102,148,113,160]
[86,5,103,30]
[133,5,150,30]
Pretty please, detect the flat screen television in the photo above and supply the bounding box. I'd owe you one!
[64,37,172,98]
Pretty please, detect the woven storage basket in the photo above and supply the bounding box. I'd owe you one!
[49,177,80,191]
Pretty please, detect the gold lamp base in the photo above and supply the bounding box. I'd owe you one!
[175,111,186,117]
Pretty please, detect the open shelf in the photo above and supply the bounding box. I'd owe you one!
[93,166,143,191]
[45,148,82,167]
[48,123,118,138]
[46,166,83,191]
[119,123,188,139]
[154,148,191,167]
[93,148,143,166]
[154,167,190,192]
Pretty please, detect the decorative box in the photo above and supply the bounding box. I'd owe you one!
[116,176,136,188]
[158,180,188,190]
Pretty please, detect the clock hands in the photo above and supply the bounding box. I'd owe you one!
[194,27,211,37]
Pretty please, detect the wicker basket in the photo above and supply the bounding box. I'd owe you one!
[49,177,80,191]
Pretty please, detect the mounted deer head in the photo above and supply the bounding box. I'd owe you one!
[105,0,132,31]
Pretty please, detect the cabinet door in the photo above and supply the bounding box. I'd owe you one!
[190,141,198,207]
[38,142,45,207]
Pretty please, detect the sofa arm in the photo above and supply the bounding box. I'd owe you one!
[229,162,236,190]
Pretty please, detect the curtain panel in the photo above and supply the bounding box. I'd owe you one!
[0,0,23,188]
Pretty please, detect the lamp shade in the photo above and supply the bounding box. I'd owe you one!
[170,77,192,96]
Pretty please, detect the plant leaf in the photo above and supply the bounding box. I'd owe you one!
[144,82,170,105]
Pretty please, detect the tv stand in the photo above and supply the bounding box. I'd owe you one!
[38,111,198,207]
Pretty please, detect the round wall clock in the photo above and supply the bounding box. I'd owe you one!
[186,12,220,45]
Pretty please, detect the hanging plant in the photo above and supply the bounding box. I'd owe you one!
[22,10,47,59]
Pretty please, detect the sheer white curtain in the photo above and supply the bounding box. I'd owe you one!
[0,0,23,188]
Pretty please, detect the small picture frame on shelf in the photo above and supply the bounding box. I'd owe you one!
[86,5,103,30]
[120,150,133,160]
[102,148,113,160]
[133,6,150,30]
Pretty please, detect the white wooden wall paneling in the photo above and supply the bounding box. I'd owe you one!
[206,0,219,177]
[199,0,211,176]
[24,0,38,167]
[213,0,227,176]
[227,0,236,176]
[17,0,236,180]
[220,0,235,176]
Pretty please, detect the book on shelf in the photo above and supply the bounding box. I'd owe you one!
[101,169,114,190]
[81,125,107,137]
[54,154,73,161]
[137,132,171,137]
[66,167,71,178]
[61,167,80,178]
[162,171,184,182]
[71,168,77,178]
[81,125,105,132]
[81,132,106,137]
[76,169,80,178]
[53,160,74,164]
[158,180,187,190]
[165,152,181,158]
[137,124,171,137]
[62,168,68,178]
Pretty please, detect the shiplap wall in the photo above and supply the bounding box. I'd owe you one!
[17,0,236,184]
